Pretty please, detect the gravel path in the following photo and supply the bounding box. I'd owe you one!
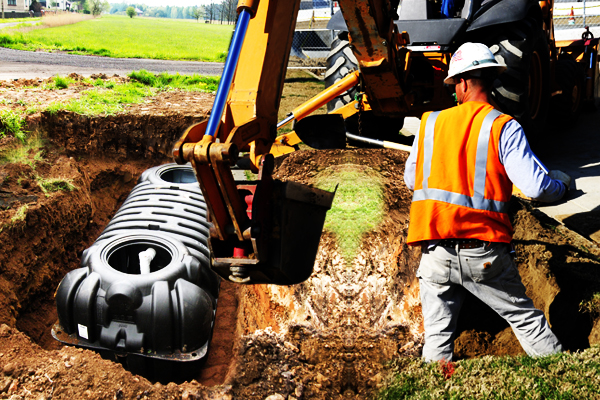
[0,47,224,80]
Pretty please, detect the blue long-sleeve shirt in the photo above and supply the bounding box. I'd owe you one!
[404,118,566,202]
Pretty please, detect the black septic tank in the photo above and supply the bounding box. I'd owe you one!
[52,164,218,382]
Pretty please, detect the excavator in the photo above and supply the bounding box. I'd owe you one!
[173,0,600,286]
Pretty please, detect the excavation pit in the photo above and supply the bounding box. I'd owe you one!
[1,79,600,399]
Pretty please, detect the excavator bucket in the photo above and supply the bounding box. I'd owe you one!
[210,179,336,285]
[294,114,348,150]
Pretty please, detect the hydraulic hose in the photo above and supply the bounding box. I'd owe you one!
[204,9,252,138]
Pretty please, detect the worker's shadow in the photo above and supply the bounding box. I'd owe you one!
[530,103,600,240]
[561,203,600,241]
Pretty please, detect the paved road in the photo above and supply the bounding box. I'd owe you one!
[0,47,224,79]
[0,20,39,29]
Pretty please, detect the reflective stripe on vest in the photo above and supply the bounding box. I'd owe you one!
[413,108,510,214]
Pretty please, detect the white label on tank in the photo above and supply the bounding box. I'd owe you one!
[77,324,89,339]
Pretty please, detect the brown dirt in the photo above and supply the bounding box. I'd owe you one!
[1,77,600,399]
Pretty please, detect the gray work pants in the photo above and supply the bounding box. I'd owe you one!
[418,242,563,361]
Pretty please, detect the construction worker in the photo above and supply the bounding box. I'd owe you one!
[404,42,571,362]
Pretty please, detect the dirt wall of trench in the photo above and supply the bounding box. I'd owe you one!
[0,153,164,347]
[37,111,207,160]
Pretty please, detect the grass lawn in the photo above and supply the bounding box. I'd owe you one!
[0,15,233,61]
[278,71,326,133]
[378,349,600,399]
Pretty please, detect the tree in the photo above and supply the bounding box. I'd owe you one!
[190,6,203,22]
[152,7,166,18]
[126,6,135,18]
[88,0,109,15]
[205,2,219,23]
[223,0,236,23]
[110,2,127,14]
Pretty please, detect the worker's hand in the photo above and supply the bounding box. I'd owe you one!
[549,170,572,191]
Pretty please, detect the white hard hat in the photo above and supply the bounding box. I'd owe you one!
[444,42,507,85]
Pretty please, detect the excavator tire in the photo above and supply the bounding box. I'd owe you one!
[324,34,406,144]
[325,34,359,112]
[550,58,585,123]
[485,17,550,142]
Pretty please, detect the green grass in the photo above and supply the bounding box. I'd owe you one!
[46,70,219,116]
[2,21,42,31]
[46,82,155,116]
[128,70,219,92]
[52,75,70,89]
[2,203,30,232]
[37,176,76,194]
[378,349,600,400]
[0,109,27,142]
[0,132,45,167]
[44,71,219,116]
[10,204,28,224]
[316,165,384,264]
[0,15,232,61]
[0,203,29,232]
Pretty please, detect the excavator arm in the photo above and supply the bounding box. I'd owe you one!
[173,0,406,285]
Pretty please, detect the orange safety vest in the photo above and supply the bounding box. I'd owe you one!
[407,101,514,245]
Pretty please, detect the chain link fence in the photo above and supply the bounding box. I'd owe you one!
[290,0,339,68]
[554,0,600,30]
